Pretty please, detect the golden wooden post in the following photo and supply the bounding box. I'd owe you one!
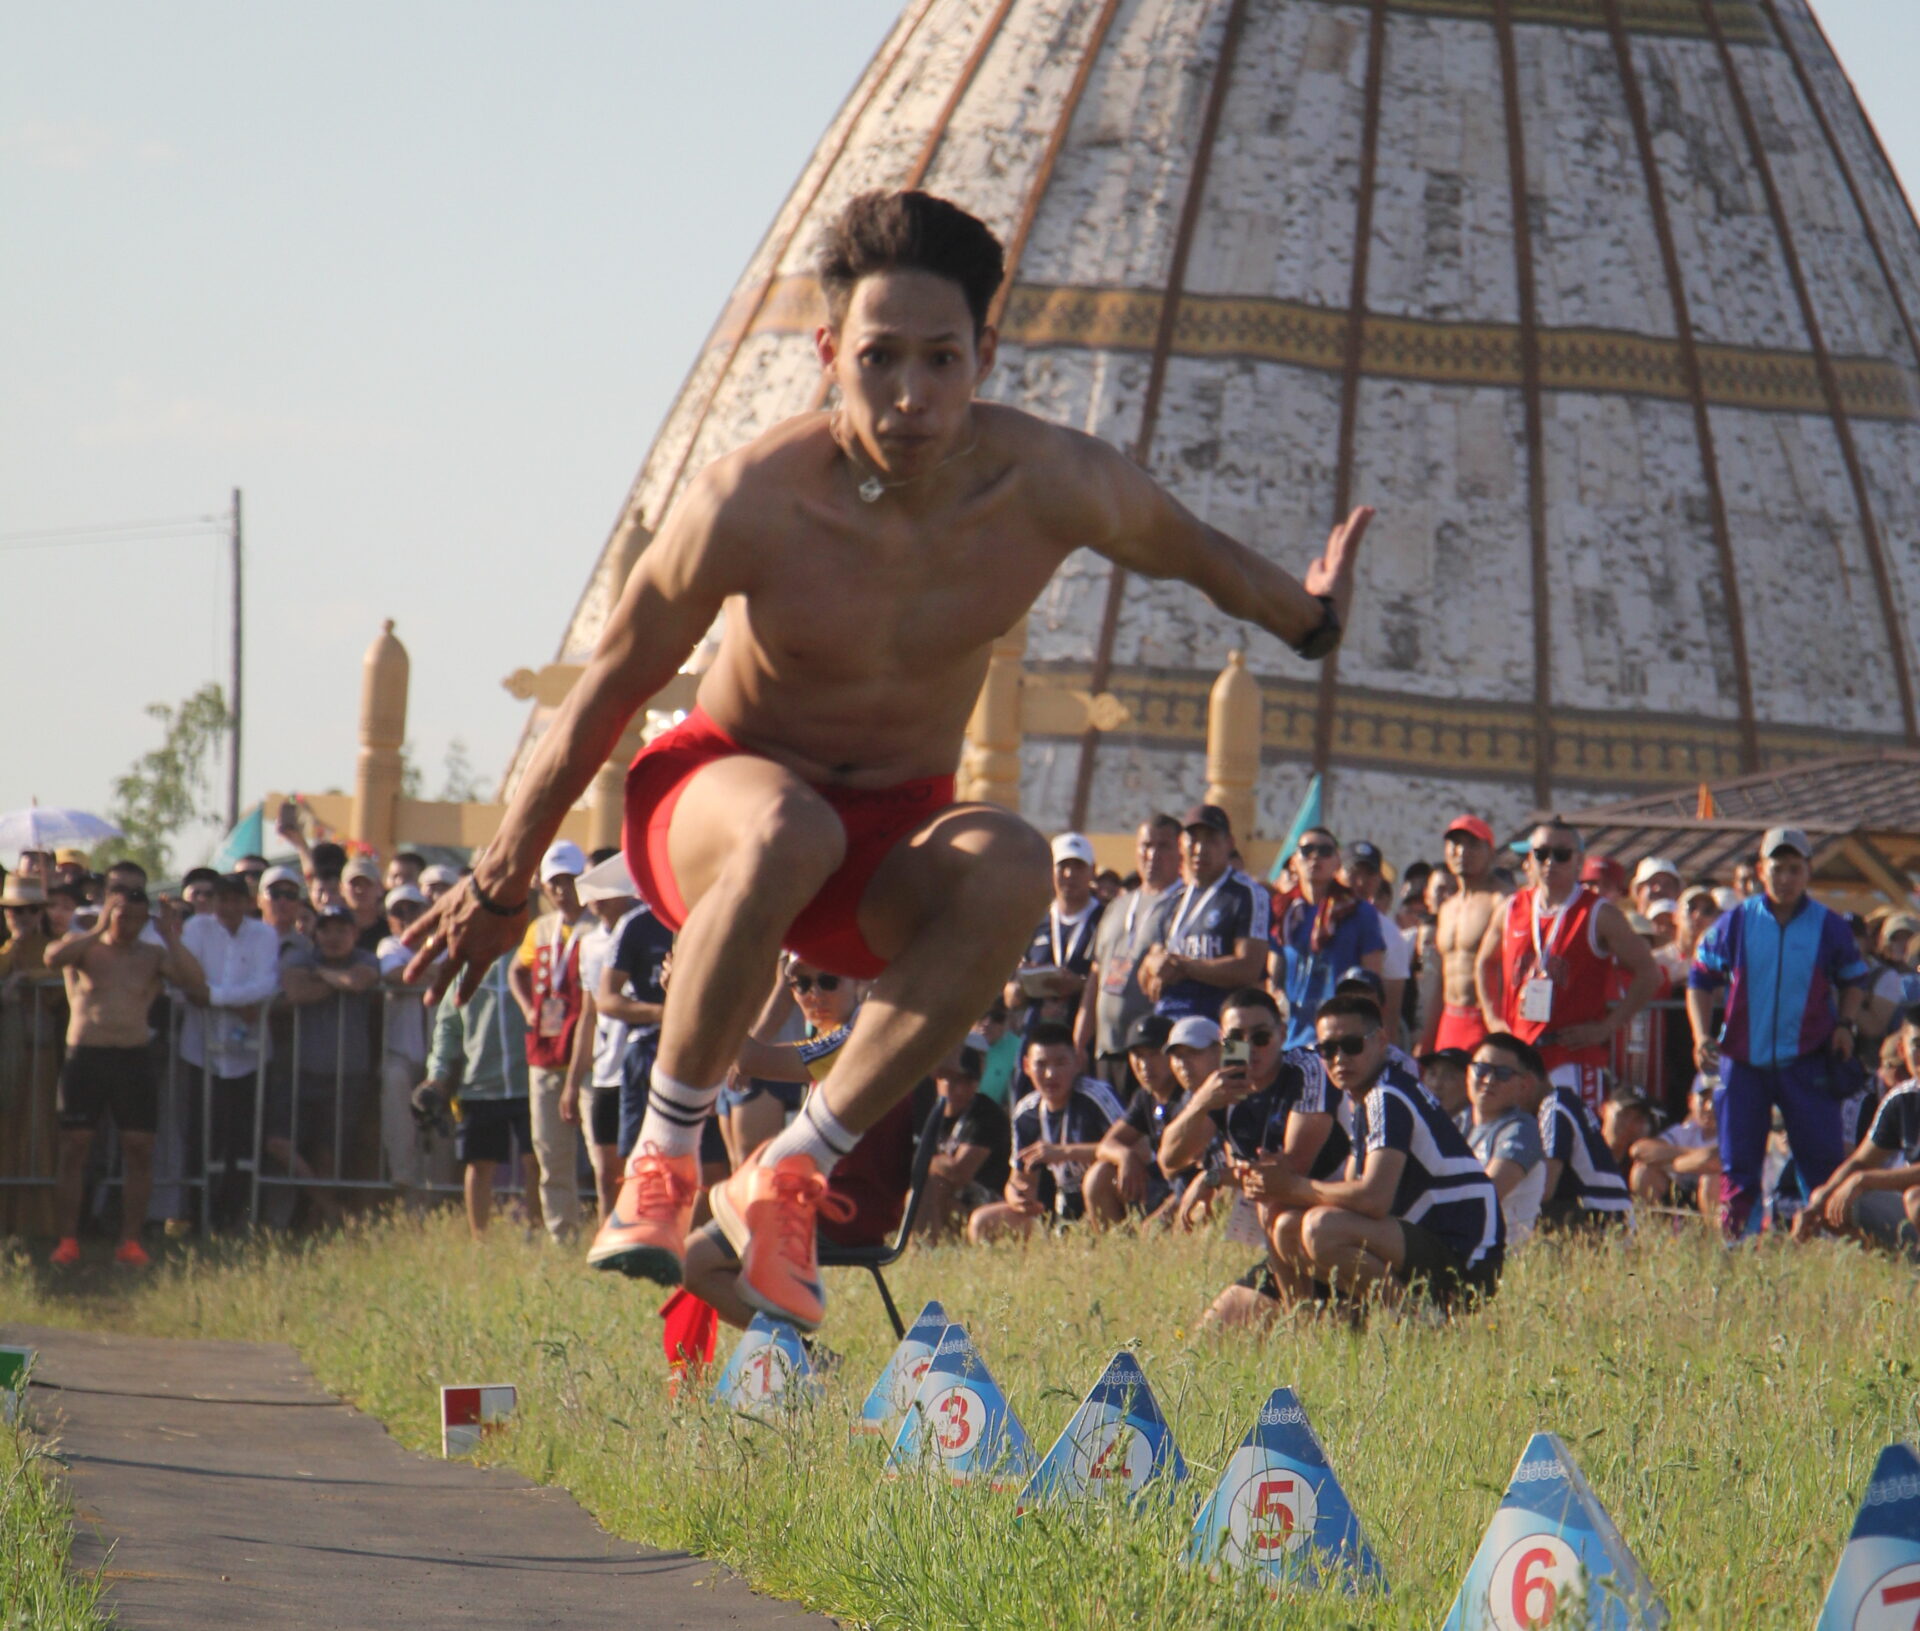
[962,621,1027,811]
[589,726,648,855]
[352,620,409,860]
[1206,649,1262,842]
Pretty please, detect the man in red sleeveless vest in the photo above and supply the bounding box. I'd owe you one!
[1475,819,1660,1114]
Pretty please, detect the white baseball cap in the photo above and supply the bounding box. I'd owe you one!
[384,884,426,910]
[1167,1015,1223,1051]
[1632,856,1681,886]
[259,864,303,894]
[540,840,587,880]
[419,863,461,889]
[1051,832,1096,867]
[577,854,638,904]
[1647,898,1678,919]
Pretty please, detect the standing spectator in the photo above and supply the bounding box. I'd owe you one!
[258,866,311,952]
[1413,865,1458,1051]
[509,840,590,1243]
[279,905,381,1215]
[1422,815,1505,1055]
[1795,1006,1920,1257]
[1632,857,1682,918]
[1005,832,1105,1046]
[419,863,462,905]
[46,887,207,1265]
[0,878,61,1237]
[1076,815,1182,1096]
[1271,825,1384,1048]
[341,858,387,953]
[178,874,281,1228]
[602,869,675,1178]
[385,851,427,893]
[375,884,437,1196]
[1141,805,1267,1023]
[975,998,1019,1106]
[563,856,650,1220]
[233,855,270,903]
[1476,818,1659,1113]
[1687,826,1868,1238]
[1343,842,1408,1038]
[1465,1036,1548,1246]
[181,867,220,917]
[416,953,536,1239]
[922,1044,1012,1239]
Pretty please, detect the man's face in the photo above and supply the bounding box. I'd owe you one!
[1885,929,1917,969]
[1220,1003,1284,1088]
[1527,828,1580,895]
[266,885,303,930]
[184,881,215,915]
[1054,858,1091,906]
[1296,832,1340,889]
[591,894,635,929]
[1127,1044,1175,1100]
[214,888,247,931]
[1026,1041,1078,1105]
[1425,869,1459,916]
[1445,831,1492,882]
[1315,1013,1386,1097]
[1759,852,1809,909]
[1634,872,1680,911]
[1600,1101,1651,1162]
[4,904,41,941]
[103,894,148,944]
[1684,895,1720,942]
[346,874,382,915]
[1690,1086,1718,1136]
[546,873,581,918]
[423,875,455,904]
[314,918,356,961]
[1181,825,1231,885]
[45,895,75,937]
[1733,861,1759,897]
[1136,823,1180,887]
[386,900,424,939]
[54,861,88,888]
[1341,858,1381,902]
[1900,1021,1920,1080]
[786,961,857,1029]
[933,1063,979,1115]
[385,858,422,891]
[236,864,265,896]
[1467,1046,1530,1120]
[818,270,993,473]
[1167,1042,1220,1094]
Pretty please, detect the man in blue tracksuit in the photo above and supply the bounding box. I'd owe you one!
[1686,827,1867,1238]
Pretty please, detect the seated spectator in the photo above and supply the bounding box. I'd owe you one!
[1250,994,1505,1313]
[1600,1088,1658,1170]
[1419,1047,1472,1129]
[1795,1009,1920,1257]
[375,884,437,1196]
[967,1022,1126,1242]
[1536,1054,1634,1233]
[278,904,381,1220]
[1627,1075,1721,1216]
[922,1044,1012,1239]
[1465,1035,1548,1246]
[1085,1012,1192,1226]
[728,958,840,1167]
[415,951,538,1239]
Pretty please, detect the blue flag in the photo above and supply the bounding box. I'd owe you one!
[1816,1441,1920,1631]
[710,1313,819,1419]
[1187,1385,1383,1592]
[887,1324,1033,1490]
[1019,1351,1186,1510]
[856,1299,948,1438]
[1270,775,1323,882]
[212,803,265,872]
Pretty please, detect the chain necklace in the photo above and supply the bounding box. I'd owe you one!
[830,410,978,503]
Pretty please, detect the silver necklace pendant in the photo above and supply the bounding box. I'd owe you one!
[858,475,886,503]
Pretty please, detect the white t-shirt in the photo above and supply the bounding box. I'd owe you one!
[579,907,646,1089]
[376,935,430,1063]
[1377,917,1413,981]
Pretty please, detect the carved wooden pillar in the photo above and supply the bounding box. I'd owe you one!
[1205,649,1262,842]
[352,621,409,860]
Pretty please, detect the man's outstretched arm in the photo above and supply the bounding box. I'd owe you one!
[1070,433,1372,655]
[405,473,738,999]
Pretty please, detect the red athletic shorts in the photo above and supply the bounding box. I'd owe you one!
[621,708,955,979]
[1434,1005,1488,1055]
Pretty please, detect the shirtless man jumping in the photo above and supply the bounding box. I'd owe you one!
[408,191,1370,1331]
[45,885,207,1266]
[1422,815,1506,1057]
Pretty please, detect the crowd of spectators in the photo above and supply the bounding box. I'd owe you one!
[3,795,1916,1320]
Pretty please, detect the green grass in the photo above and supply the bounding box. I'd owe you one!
[3,1219,1917,1628]
[2,1404,113,1631]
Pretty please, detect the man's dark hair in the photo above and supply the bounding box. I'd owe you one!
[1146,812,1182,836]
[1530,816,1584,852]
[396,850,427,869]
[818,191,1006,336]
[311,841,348,875]
[213,873,250,898]
[47,882,83,906]
[952,1045,983,1081]
[1315,993,1381,1028]
[106,859,148,886]
[239,853,270,869]
[1299,825,1339,849]
[1478,1031,1547,1079]
[1221,987,1282,1021]
[105,882,148,907]
[182,866,220,888]
[588,847,620,866]
[1025,1020,1076,1052]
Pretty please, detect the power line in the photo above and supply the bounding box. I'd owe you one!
[0,514,227,550]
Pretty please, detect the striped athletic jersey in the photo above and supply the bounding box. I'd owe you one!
[1011,1077,1129,1198]
[1354,1062,1505,1268]
[1868,1080,1920,1165]
[1538,1085,1632,1215]
[1218,1048,1354,1180]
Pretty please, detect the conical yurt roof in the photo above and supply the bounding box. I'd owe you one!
[519,0,1920,859]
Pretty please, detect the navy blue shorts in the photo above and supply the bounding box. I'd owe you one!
[455,1098,531,1167]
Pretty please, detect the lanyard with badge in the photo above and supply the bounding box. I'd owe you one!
[1050,902,1095,970]
[538,917,589,1038]
[1522,888,1575,1025]
[1167,875,1227,959]
[1039,1099,1078,1215]
[1102,886,1161,994]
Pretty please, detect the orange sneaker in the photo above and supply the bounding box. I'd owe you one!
[50,1237,80,1267]
[113,1239,152,1268]
[708,1154,853,1333]
[587,1147,700,1283]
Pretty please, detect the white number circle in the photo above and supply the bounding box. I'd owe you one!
[1489,1533,1582,1631]
[1221,1460,1318,1564]
[1069,1418,1153,1489]
[738,1342,792,1403]
[924,1384,985,1459]
[891,1354,932,1414]
[1854,1560,1920,1631]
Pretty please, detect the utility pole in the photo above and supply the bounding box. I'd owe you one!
[228,487,244,830]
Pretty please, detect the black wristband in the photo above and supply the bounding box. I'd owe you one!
[1291,593,1343,660]
[467,872,529,918]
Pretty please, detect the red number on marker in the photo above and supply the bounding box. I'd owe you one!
[936,1392,971,1451]
[1252,1478,1296,1550]
[1512,1547,1559,1629]
[748,1351,776,1394]
[1088,1428,1131,1480]
[1882,1580,1920,1631]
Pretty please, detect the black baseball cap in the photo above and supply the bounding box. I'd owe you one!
[1346,841,1385,871]
[1335,965,1385,1001]
[316,904,355,926]
[1126,1012,1173,1051]
[1181,803,1233,835]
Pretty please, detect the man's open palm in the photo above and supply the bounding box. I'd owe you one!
[1303,505,1373,624]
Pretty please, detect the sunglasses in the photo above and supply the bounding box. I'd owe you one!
[1223,1028,1276,1046]
[1470,1061,1521,1083]
[1298,842,1337,859]
[267,886,303,902]
[787,973,842,995]
[1532,845,1577,864]
[1313,1033,1373,1059]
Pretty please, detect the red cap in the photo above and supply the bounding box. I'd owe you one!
[1581,854,1627,890]
[1444,814,1495,846]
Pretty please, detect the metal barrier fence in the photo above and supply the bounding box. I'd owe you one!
[0,978,584,1236]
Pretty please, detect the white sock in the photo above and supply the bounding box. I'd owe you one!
[637,1071,723,1161]
[761,1093,860,1175]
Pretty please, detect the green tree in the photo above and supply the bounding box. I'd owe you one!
[94,683,233,878]
[437,738,489,803]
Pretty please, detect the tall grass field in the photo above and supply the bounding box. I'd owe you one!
[3,1218,1917,1628]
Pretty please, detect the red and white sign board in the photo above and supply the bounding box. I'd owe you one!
[441,1383,516,1458]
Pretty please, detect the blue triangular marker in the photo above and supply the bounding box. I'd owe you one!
[1442,1432,1666,1630]
[710,1313,820,1419]
[856,1299,948,1437]
[1019,1350,1186,1509]
[886,1323,1033,1490]
[1186,1385,1384,1593]
[1816,1441,1920,1631]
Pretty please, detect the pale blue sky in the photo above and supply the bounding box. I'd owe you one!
[4,2,1917,859]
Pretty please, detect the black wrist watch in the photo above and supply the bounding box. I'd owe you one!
[1291,594,1343,660]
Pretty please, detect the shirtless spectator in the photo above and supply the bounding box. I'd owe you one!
[967,1023,1125,1241]
[1076,815,1181,1096]
[1005,832,1104,1048]
[1085,1013,1191,1226]
[1477,818,1659,1114]
[1795,1006,1920,1258]
[1423,815,1504,1055]
[1628,1076,1721,1216]
[1466,1036,1548,1246]
[922,1044,1011,1239]
[45,887,207,1266]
